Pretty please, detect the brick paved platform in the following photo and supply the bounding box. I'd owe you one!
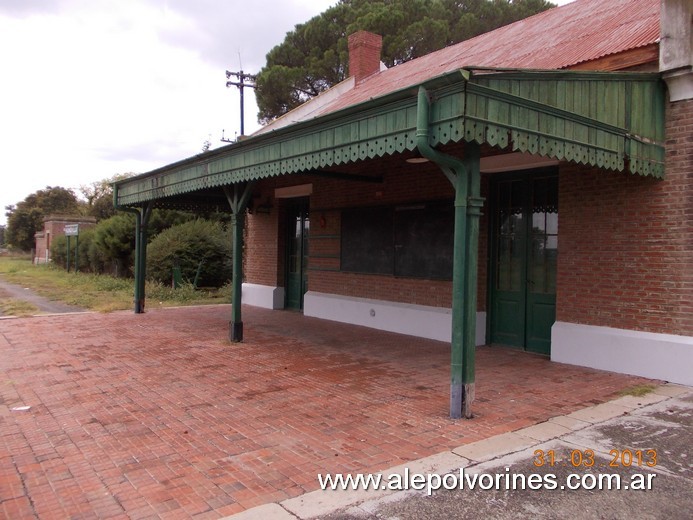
[0,305,653,519]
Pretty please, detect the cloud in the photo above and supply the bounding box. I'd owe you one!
[0,0,338,225]
[155,0,336,70]
[0,0,64,17]
[92,138,198,163]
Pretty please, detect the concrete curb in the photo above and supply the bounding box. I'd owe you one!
[219,383,691,520]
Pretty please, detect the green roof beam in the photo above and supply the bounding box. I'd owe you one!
[114,69,666,207]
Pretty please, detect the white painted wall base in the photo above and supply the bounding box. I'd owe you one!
[303,291,486,345]
[551,321,693,386]
[242,283,285,310]
[663,69,693,102]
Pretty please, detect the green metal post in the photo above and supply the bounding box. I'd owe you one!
[118,206,142,313]
[132,210,143,313]
[224,182,255,342]
[462,142,483,418]
[450,173,469,419]
[114,186,147,314]
[75,235,79,273]
[231,210,244,341]
[66,236,71,272]
[415,86,483,419]
[137,203,152,312]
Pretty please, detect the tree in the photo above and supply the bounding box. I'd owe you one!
[201,136,212,153]
[255,0,554,123]
[79,173,134,221]
[5,186,82,251]
[0,225,5,247]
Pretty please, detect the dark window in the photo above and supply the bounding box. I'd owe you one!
[340,201,453,280]
[340,206,393,274]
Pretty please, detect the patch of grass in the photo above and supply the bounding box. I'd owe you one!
[0,258,30,275]
[0,292,40,317]
[619,384,657,397]
[0,256,231,312]
[94,276,133,292]
[147,282,231,307]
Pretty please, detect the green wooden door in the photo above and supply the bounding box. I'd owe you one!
[490,178,528,348]
[286,200,310,310]
[490,172,558,355]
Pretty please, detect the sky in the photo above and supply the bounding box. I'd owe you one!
[0,0,574,226]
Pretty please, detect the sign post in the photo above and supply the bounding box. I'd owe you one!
[64,224,79,272]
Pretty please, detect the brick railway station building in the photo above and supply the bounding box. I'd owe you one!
[114,0,692,416]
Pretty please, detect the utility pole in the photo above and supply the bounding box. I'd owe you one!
[225,70,256,137]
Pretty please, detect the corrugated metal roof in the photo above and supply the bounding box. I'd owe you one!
[306,0,659,118]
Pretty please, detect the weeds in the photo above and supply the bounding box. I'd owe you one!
[0,256,230,312]
[619,384,657,397]
[0,300,40,317]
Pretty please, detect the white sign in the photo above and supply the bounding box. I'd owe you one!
[64,224,79,236]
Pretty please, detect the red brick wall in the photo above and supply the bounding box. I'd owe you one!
[34,233,48,262]
[556,98,693,336]
[244,161,490,311]
[244,182,281,286]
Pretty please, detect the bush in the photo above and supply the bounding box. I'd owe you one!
[91,213,136,277]
[49,229,97,272]
[146,219,232,287]
[148,209,199,236]
[47,210,219,277]
[50,234,68,269]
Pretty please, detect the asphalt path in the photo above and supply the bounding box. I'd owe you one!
[0,277,85,316]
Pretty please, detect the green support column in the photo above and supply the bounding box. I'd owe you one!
[117,202,151,314]
[230,210,244,340]
[132,212,142,312]
[450,171,469,419]
[462,143,483,418]
[119,207,142,312]
[415,86,483,419]
[223,182,255,342]
[136,203,153,313]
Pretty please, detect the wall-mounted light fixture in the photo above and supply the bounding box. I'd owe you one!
[405,150,430,164]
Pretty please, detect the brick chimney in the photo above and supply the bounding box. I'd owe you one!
[348,31,383,82]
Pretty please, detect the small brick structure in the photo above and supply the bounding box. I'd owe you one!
[33,215,96,265]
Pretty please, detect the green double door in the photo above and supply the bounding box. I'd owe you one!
[489,171,558,355]
[286,199,310,310]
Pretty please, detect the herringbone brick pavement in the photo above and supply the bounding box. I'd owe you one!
[0,305,653,518]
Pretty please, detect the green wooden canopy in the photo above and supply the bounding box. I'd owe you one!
[114,68,665,207]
